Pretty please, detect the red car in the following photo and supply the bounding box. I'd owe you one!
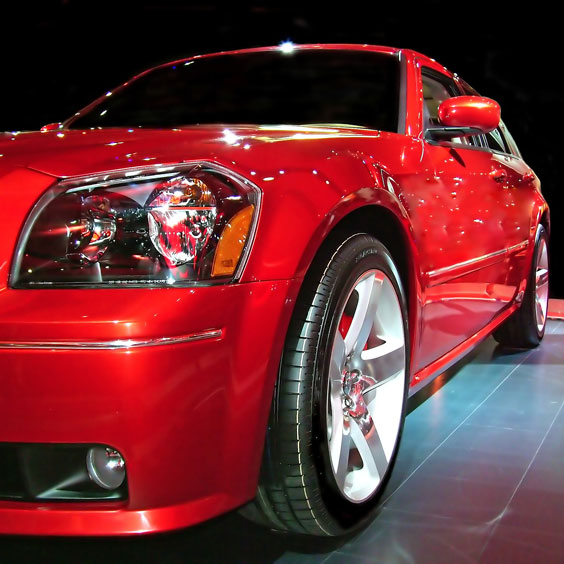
[0,44,549,536]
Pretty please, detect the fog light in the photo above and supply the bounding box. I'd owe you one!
[86,447,126,490]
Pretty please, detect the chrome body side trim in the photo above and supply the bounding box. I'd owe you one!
[427,240,529,286]
[0,329,223,350]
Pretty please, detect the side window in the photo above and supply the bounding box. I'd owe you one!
[484,127,508,153]
[458,77,517,157]
[422,70,472,146]
[422,72,457,130]
[499,121,522,158]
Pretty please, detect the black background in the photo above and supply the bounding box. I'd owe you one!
[3,1,561,296]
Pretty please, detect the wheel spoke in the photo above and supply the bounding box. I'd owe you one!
[344,273,380,356]
[328,387,344,463]
[536,268,549,289]
[331,331,346,382]
[328,330,349,484]
[331,426,351,491]
[536,298,546,326]
[353,273,385,357]
[355,338,405,389]
[329,332,346,422]
[349,411,388,480]
[329,375,344,433]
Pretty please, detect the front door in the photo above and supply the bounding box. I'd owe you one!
[411,69,531,372]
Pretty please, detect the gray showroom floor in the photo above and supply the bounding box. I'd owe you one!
[2,320,563,564]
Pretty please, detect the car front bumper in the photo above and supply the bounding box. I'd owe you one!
[0,279,295,535]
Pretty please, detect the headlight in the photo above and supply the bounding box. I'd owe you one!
[12,163,260,287]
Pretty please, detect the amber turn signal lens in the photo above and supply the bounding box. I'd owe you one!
[212,205,255,277]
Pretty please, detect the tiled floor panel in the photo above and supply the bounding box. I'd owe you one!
[1,321,563,563]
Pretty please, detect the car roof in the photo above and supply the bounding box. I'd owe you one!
[141,43,453,80]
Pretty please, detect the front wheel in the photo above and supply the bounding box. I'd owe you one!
[242,234,409,536]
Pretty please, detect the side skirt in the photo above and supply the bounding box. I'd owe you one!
[409,303,519,396]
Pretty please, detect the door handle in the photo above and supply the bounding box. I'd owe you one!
[520,172,535,185]
[490,168,507,182]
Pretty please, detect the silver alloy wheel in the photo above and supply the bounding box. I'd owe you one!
[327,269,406,503]
[535,236,549,333]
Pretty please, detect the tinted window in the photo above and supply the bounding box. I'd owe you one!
[499,121,522,158]
[68,50,400,132]
[421,71,458,129]
[422,73,457,129]
[457,78,517,156]
[485,127,508,153]
[422,70,472,145]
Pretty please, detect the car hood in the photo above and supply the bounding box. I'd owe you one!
[0,125,376,180]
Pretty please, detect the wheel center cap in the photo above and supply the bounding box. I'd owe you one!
[342,369,368,418]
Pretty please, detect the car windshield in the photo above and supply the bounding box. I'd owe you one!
[67,49,400,132]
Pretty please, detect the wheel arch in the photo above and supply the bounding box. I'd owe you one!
[324,206,413,303]
[293,200,421,369]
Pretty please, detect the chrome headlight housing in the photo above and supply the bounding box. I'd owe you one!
[11,162,260,288]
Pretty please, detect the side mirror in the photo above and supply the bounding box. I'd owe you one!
[40,122,64,132]
[426,96,501,140]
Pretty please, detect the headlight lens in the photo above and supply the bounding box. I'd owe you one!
[147,176,218,266]
[12,163,260,287]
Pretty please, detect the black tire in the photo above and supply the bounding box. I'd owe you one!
[241,234,409,536]
[494,225,549,348]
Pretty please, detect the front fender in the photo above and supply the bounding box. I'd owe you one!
[238,147,419,284]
